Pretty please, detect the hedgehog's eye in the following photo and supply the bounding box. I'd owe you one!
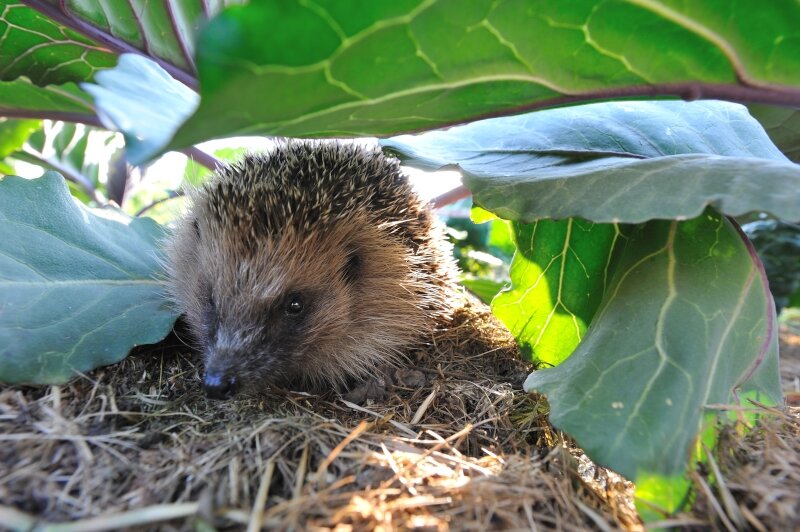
[285,293,305,316]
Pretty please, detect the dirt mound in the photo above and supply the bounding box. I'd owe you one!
[0,304,797,530]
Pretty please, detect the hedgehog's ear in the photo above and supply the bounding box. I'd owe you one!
[342,248,361,285]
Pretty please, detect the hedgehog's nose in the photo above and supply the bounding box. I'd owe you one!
[203,371,238,400]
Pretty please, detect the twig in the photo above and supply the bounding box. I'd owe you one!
[702,443,746,529]
[411,386,438,424]
[0,503,199,532]
[0,505,36,532]
[135,190,185,217]
[182,147,221,170]
[247,461,275,532]
[692,471,738,532]
[135,147,222,216]
[340,399,417,437]
[315,419,371,488]
[431,185,471,209]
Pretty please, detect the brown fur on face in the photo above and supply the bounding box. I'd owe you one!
[166,141,458,396]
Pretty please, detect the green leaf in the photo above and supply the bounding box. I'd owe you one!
[35,0,199,75]
[0,118,40,174]
[0,172,179,384]
[14,121,123,204]
[0,117,39,160]
[170,0,800,148]
[0,79,95,116]
[461,278,505,305]
[493,219,621,366]
[383,100,800,223]
[486,218,515,258]
[0,1,235,87]
[749,104,800,163]
[470,206,498,224]
[0,1,116,85]
[743,219,800,312]
[27,122,93,178]
[81,54,199,165]
[0,0,228,121]
[523,211,782,513]
[0,119,39,154]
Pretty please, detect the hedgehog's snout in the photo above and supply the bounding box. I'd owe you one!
[203,370,238,400]
[201,324,260,399]
[203,341,243,400]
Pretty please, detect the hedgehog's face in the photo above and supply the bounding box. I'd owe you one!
[167,211,430,399]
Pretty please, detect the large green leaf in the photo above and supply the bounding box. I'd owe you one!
[0,1,116,85]
[383,100,800,223]
[62,0,237,74]
[0,1,236,87]
[749,104,800,163]
[81,54,198,164]
[0,172,179,384]
[0,1,231,122]
[524,211,782,513]
[33,0,200,74]
[493,219,621,366]
[170,0,800,148]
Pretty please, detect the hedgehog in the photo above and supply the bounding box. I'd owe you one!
[166,141,460,399]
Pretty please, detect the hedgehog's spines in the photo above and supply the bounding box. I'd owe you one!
[201,142,424,246]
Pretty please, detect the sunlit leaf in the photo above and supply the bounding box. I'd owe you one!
[0,1,115,85]
[171,0,800,147]
[493,219,621,365]
[0,118,40,173]
[524,211,782,513]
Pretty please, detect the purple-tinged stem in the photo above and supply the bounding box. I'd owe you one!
[391,83,800,139]
[0,109,103,127]
[431,185,471,209]
[182,147,220,170]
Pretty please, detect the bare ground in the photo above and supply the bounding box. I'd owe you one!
[0,303,797,531]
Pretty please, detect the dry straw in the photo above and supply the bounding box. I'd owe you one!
[1,305,797,530]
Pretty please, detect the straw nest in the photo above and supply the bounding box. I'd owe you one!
[1,301,797,531]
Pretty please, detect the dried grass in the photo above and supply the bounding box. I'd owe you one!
[0,304,797,531]
[683,327,800,531]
